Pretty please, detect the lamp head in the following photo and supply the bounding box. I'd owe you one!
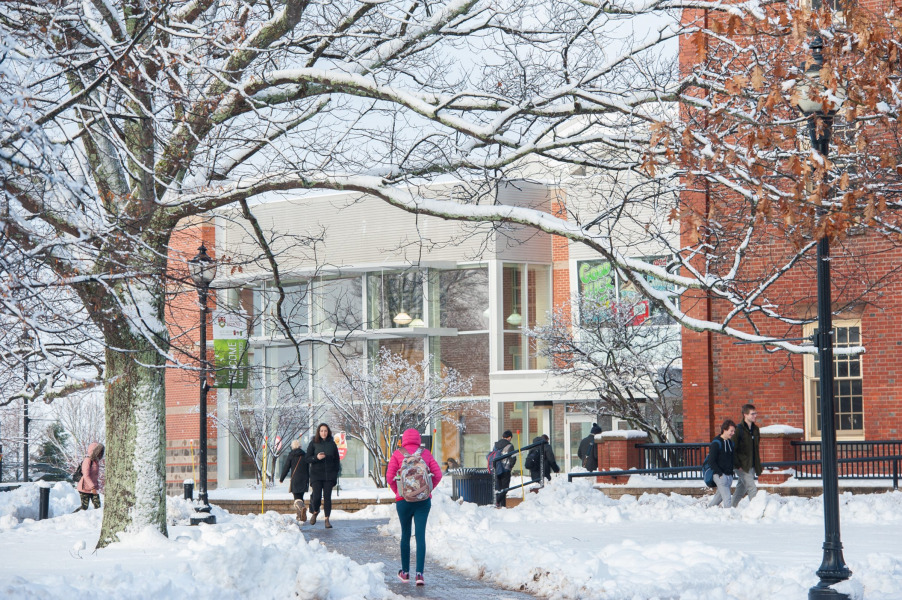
[189,244,217,287]
[794,36,846,115]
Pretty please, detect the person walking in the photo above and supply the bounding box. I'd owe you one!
[731,404,762,507]
[73,442,104,513]
[305,423,340,528]
[279,439,310,523]
[706,420,737,508]
[386,428,442,587]
[491,430,516,508]
[540,434,561,481]
[577,423,602,471]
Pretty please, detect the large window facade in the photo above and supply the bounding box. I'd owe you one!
[221,264,498,480]
[502,263,550,370]
[804,321,864,439]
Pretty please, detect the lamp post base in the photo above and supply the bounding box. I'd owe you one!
[190,505,216,526]
[809,581,851,600]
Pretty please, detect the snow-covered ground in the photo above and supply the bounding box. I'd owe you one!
[0,483,396,600]
[382,476,902,599]
[3,478,901,599]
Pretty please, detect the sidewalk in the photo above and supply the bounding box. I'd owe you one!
[303,517,537,600]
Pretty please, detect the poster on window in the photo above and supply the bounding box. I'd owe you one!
[578,257,677,326]
[618,255,676,326]
[212,311,249,389]
[334,431,348,460]
[577,260,616,324]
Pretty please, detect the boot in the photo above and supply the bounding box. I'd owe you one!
[324,516,332,529]
[294,500,307,523]
[309,511,318,526]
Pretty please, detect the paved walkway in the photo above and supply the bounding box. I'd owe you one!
[303,517,537,600]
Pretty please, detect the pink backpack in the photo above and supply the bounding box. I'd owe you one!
[395,448,433,502]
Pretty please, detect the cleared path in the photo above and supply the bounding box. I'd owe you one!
[303,517,538,600]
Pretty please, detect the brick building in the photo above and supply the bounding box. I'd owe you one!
[678,4,902,443]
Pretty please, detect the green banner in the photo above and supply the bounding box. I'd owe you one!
[213,338,249,389]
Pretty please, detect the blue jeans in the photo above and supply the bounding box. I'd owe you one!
[396,498,431,574]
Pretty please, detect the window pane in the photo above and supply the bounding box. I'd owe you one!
[367,271,423,329]
[314,277,363,332]
[431,333,489,396]
[502,265,523,330]
[439,268,489,331]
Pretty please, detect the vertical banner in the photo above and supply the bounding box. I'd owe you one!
[212,311,249,389]
[334,431,348,461]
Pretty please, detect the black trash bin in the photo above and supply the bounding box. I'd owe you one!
[449,468,494,506]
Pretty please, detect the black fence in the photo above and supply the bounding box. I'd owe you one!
[792,440,902,479]
[567,441,902,490]
[636,443,708,480]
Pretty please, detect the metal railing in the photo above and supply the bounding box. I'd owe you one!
[567,452,901,490]
[636,443,708,480]
[491,439,548,499]
[792,440,902,479]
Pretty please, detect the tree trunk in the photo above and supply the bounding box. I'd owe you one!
[95,284,169,548]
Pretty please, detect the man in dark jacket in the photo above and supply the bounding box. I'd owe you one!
[528,434,561,482]
[706,420,736,509]
[279,440,310,522]
[492,431,516,507]
[577,423,602,471]
[731,404,762,507]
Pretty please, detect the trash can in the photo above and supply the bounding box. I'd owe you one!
[449,468,494,506]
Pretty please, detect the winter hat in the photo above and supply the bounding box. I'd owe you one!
[590,423,602,435]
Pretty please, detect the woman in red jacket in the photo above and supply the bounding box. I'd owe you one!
[74,442,104,512]
[385,429,442,587]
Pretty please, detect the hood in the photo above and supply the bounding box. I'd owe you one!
[87,442,103,462]
[401,428,422,450]
[494,438,512,450]
[290,447,305,456]
[532,436,544,444]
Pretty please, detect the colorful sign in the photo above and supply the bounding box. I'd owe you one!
[334,431,348,461]
[212,311,249,389]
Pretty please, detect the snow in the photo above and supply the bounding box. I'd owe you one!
[209,478,397,501]
[598,430,648,440]
[5,478,901,599]
[760,424,804,435]
[0,483,397,599]
[383,477,902,599]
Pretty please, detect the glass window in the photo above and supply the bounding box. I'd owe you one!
[807,323,864,436]
[502,263,550,370]
[271,283,308,336]
[578,256,677,327]
[367,271,424,329]
[313,277,363,332]
[430,333,489,396]
[438,267,489,331]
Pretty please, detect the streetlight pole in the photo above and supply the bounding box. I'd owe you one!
[189,244,217,526]
[796,36,852,600]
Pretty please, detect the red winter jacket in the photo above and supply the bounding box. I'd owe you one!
[386,429,442,502]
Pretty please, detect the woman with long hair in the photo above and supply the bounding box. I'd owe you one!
[279,439,310,523]
[305,423,340,528]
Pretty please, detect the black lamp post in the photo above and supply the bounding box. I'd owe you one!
[795,36,852,599]
[189,244,217,526]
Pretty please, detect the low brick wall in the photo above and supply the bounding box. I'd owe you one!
[214,497,394,515]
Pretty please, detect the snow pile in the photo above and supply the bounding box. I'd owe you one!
[0,488,397,600]
[382,477,902,599]
[0,481,81,524]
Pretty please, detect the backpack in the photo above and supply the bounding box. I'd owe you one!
[702,438,723,488]
[486,445,513,475]
[73,462,83,483]
[395,448,433,502]
[524,448,540,471]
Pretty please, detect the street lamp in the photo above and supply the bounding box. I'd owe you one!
[794,36,852,599]
[188,244,217,526]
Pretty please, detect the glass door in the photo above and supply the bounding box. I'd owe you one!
[564,415,596,472]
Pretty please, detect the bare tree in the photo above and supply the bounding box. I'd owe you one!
[318,347,473,487]
[46,393,107,475]
[530,296,682,442]
[3,0,899,547]
[212,363,315,484]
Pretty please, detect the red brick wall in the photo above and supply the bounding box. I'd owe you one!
[165,220,218,494]
[678,5,902,442]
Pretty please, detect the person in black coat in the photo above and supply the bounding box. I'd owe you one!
[539,434,560,481]
[305,423,341,528]
[707,419,737,509]
[577,423,602,471]
[279,440,310,522]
